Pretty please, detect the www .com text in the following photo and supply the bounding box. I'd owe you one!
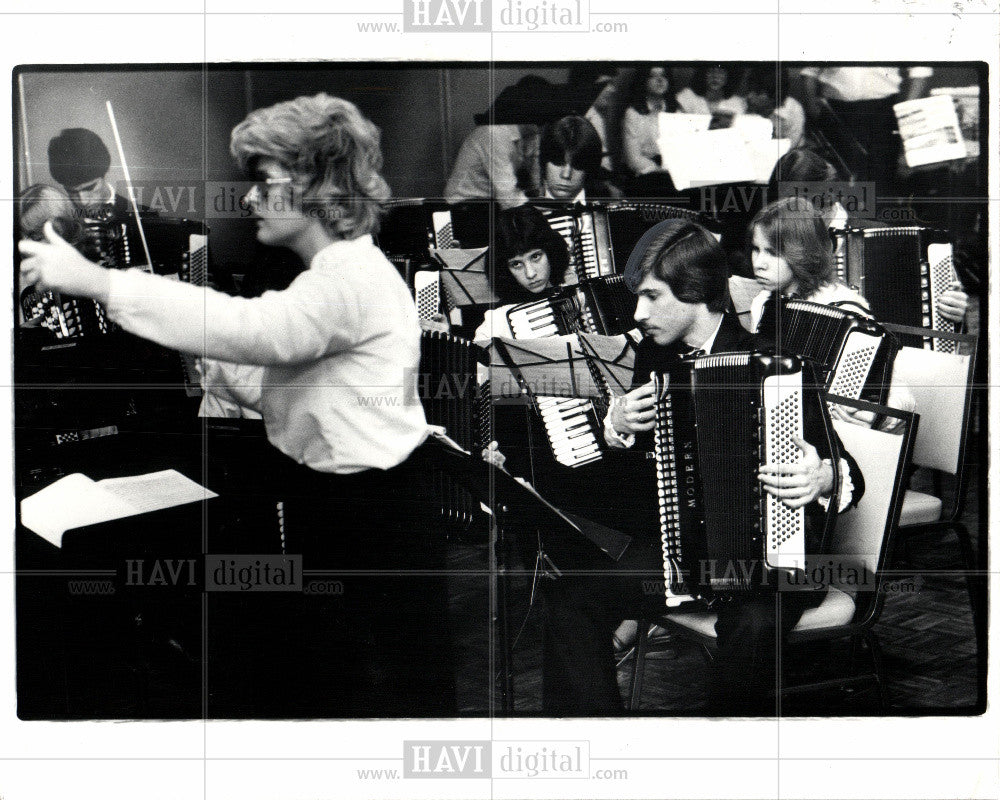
[356,767,628,780]
[357,19,627,33]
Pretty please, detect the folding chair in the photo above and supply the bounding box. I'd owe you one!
[628,398,916,713]
[881,323,984,670]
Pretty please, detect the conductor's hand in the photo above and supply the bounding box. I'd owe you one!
[937,283,968,325]
[758,436,833,509]
[608,381,657,436]
[19,220,110,302]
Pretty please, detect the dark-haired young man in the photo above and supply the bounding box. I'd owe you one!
[47,128,139,222]
[542,219,863,716]
[538,115,622,203]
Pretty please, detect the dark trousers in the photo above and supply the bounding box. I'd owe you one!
[208,440,457,718]
[541,536,822,716]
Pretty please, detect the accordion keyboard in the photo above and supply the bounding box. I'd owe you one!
[506,295,604,469]
[507,300,563,339]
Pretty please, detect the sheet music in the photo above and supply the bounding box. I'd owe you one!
[894,95,968,167]
[20,474,135,547]
[659,128,756,189]
[97,469,217,514]
[20,469,216,547]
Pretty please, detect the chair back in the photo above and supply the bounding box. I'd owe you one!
[826,395,916,627]
[889,351,972,475]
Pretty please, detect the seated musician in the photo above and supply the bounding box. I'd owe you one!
[47,127,151,223]
[748,196,872,332]
[538,115,623,203]
[20,93,456,717]
[544,218,864,715]
[763,156,969,325]
[473,204,572,341]
[18,184,83,246]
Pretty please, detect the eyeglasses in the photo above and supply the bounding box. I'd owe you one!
[244,176,294,206]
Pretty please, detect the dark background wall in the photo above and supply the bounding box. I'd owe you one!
[16,63,982,270]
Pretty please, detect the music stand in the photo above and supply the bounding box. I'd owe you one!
[426,435,631,714]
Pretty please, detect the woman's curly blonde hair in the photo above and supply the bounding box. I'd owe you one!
[230,93,391,239]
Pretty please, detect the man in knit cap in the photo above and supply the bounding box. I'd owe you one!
[47,128,134,221]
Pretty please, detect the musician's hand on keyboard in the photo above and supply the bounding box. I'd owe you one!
[938,283,968,325]
[19,221,111,302]
[481,441,507,470]
[609,382,657,436]
[758,436,834,508]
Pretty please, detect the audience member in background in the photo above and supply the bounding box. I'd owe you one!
[744,65,805,148]
[539,115,622,203]
[621,65,681,198]
[675,65,748,125]
[445,76,555,209]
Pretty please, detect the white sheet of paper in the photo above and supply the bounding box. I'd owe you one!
[894,95,968,167]
[97,469,217,514]
[19,469,217,547]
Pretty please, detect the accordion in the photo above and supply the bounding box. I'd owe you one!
[652,352,834,605]
[833,226,958,352]
[539,201,717,282]
[504,277,636,469]
[506,276,636,340]
[417,330,491,531]
[21,216,209,342]
[379,200,456,260]
[539,204,615,281]
[759,297,897,403]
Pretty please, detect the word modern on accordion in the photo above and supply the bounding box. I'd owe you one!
[833,225,958,352]
[417,330,491,531]
[652,352,824,605]
[761,297,896,402]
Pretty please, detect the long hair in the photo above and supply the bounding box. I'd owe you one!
[626,65,677,114]
[540,115,603,177]
[491,205,570,303]
[624,218,729,313]
[751,197,835,299]
[230,93,391,239]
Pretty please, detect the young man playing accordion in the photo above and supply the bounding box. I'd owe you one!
[543,219,864,715]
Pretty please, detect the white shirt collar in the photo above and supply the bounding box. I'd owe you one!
[693,313,725,354]
[828,202,849,230]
